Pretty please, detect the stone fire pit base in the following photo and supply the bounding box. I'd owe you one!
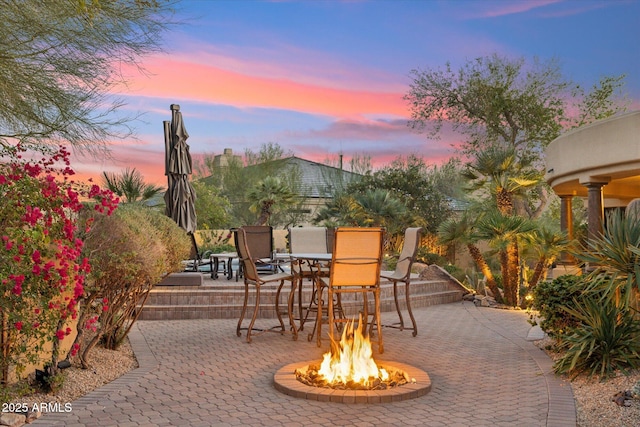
[273,360,431,404]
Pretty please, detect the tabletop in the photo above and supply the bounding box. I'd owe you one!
[275,252,332,261]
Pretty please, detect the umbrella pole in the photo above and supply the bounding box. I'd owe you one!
[163,120,171,176]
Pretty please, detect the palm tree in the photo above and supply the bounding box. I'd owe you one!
[462,145,541,216]
[247,176,296,226]
[526,227,572,289]
[313,193,366,226]
[354,189,410,230]
[475,210,538,306]
[438,214,503,303]
[462,146,542,306]
[101,168,164,204]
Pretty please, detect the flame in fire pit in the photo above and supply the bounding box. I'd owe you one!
[317,315,389,387]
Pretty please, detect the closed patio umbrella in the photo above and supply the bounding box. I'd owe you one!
[164,104,197,234]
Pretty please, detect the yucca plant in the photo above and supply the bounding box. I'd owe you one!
[554,285,640,379]
[574,210,640,311]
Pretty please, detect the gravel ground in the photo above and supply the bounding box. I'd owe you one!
[572,371,640,427]
[12,338,137,408]
[7,327,640,426]
[534,336,640,427]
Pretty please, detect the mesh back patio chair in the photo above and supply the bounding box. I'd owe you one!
[288,227,332,336]
[233,226,278,280]
[380,227,422,336]
[184,233,214,273]
[318,227,385,353]
[235,228,297,343]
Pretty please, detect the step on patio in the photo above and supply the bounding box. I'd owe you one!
[137,272,467,321]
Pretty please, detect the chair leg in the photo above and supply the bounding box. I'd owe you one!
[316,283,324,347]
[246,285,261,343]
[274,280,285,333]
[287,278,298,341]
[236,282,250,337]
[405,281,418,337]
[327,286,335,347]
[300,273,316,332]
[392,280,405,331]
[297,272,304,331]
[375,288,383,353]
[362,292,369,336]
[305,278,320,341]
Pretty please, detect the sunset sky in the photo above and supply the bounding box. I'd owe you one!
[71,0,640,185]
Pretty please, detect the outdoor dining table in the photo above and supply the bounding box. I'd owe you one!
[275,252,332,339]
[209,252,238,280]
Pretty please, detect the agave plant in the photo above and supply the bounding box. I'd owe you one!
[574,210,640,311]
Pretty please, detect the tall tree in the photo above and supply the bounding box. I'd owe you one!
[348,155,452,234]
[200,143,303,227]
[191,180,232,229]
[406,54,627,165]
[408,54,627,306]
[406,55,567,165]
[0,0,174,150]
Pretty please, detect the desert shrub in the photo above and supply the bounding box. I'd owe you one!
[73,204,190,368]
[530,275,583,338]
[198,230,234,253]
[416,248,447,266]
[554,291,640,379]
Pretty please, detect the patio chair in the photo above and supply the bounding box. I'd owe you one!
[235,227,297,343]
[233,226,278,280]
[379,227,422,337]
[318,227,384,353]
[184,233,214,273]
[287,227,331,333]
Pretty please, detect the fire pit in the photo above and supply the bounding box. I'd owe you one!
[274,316,431,403]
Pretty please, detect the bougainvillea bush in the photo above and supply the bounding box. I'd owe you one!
[0,144,117,385]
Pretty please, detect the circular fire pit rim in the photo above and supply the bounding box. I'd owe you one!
[273,359,431,404]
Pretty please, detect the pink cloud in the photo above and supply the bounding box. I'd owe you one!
[122,56,408,119]
[71,142,167,187]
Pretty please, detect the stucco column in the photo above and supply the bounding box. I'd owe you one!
[559,195,573,264]
[584,182,606,241]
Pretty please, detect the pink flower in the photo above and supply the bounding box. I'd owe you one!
[14,322,22,331]
[55,330,65,340]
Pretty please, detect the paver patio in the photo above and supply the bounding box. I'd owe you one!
[32,296,576,426]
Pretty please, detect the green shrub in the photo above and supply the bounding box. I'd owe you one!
[554,292,640,379]
[530,275,583,338]
[416,249,447,266]
[442,264,465,282]
[73,204,191,368]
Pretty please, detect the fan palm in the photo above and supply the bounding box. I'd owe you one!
[476,210,538,306]
[101,168,163,204]
[438,213,503,303]
[247,176,296,226]
[527,227,572,289]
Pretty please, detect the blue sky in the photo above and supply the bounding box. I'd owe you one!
[72,0,640,185]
